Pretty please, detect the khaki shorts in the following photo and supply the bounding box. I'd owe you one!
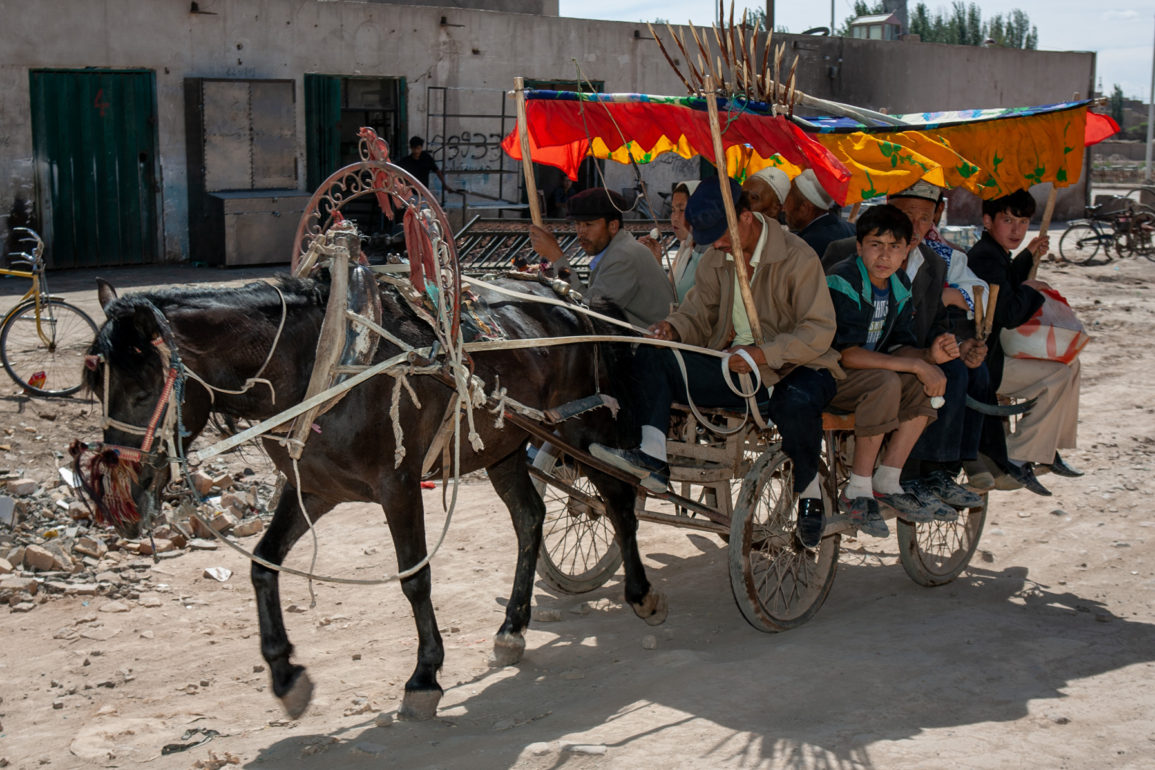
[828,368,936,437]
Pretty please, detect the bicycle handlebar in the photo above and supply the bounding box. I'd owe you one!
[7,227,44,270]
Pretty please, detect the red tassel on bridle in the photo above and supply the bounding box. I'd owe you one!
[69,440,143,530]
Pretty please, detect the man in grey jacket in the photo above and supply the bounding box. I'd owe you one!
[528,188,675,327]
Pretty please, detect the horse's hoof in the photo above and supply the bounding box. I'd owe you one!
[489,631,526,668]
[398,688,442,721]
[280,669,314,719]
[632,591,668,626]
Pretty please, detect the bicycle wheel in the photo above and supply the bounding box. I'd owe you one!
[1127,208,1155,260]
[1,299,98,396]
[1058,223,1102,265]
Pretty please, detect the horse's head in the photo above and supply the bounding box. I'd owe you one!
[78,281,209,538]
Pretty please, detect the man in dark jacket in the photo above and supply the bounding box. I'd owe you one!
[784,169,855,259]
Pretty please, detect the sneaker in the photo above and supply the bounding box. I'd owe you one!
[1007,461,1052,496]
[962,459,996,493]
[796,498,824,550]
[876,489,937,524]
[589,443,669,493]
[901,480,960,523]
[1044,452,1084,478]
[922,470,983,509]
[839,494,889,538]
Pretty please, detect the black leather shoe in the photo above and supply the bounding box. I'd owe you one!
[1046,452,1084,478]
[796,498,825,550]
[1008,462,1052,496]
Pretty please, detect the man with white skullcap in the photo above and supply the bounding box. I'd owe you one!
[742,166,790,221]
[784,168,855,258]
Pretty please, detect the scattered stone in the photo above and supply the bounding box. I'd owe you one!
[526,742,553,756]
[211,473,233,490]
[0,496,16,527]
[0,576,38,596]
[138,538,175,556]
[532,608,562,623]
[23,544,69,572]
[641,634,658,650]
[351,653,362,661]
[191,471,215,496]
[352,742,389,756]
[188,538,219,550]
[68,502,91,520]
[5,479,37,496]
[1051,715,1071,725]
[99,600,131,613]
[374,712,393,728]
[10,601,36,612]
[190,510,238,538]
[1050,509,1068,516]
[231,518,264,538]
[138,595,164,607]
[65,584,99,596]
[566,744,608,756]
[0,558,11,574]
[73,536,108,559]
[52,700,63,710]
[980,550,995,563]
[203,567,232,582]
[286,604,306,613]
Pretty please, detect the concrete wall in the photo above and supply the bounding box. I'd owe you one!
[368,0,557,13]
[0,0,1097,262]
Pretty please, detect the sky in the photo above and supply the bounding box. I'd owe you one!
[557,1,1155,102]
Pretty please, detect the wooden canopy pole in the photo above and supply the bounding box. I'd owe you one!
[1029,185,1058,280]
[513,77,543,227]
[703,78,763,346]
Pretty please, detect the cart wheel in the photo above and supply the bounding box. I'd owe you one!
[531,444,622,594]
[728,449,839,632]
[897,489,987,587]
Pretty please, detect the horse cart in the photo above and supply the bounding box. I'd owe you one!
[524,401,987,632]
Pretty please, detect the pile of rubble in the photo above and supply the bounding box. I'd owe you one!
[0,464,280,612]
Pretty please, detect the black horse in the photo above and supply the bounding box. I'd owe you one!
[83,274,666,719]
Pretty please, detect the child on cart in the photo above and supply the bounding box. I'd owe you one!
[824,205,958,538]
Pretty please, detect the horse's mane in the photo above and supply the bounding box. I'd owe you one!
[84,276,327,392]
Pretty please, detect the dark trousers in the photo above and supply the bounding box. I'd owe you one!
[635,346,836,493]
[909,358,989,466]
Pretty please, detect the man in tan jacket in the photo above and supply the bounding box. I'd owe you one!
[591,176,842,549]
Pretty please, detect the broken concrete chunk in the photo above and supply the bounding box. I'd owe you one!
[73,536,108,559]
[231,518,264,538]
[5,479,37,496]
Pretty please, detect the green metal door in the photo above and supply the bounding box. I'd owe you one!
[29,69,159,267]
[304,74,342,191]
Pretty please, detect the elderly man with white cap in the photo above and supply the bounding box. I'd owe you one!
[784,168,856,259]
[742,166,790,222]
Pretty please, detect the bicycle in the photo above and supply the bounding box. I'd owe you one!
[1,228,98,396]
[1058,197,1154,264]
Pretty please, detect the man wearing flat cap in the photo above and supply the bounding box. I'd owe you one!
[528,187,674,327]
[784,168,855,259]
[589,176,842,550]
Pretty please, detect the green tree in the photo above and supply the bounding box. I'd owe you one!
[904,2,1037,49]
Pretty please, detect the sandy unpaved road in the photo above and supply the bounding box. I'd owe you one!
[0,250,1153,769]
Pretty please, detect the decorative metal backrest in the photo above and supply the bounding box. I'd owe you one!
[292,127,462,339]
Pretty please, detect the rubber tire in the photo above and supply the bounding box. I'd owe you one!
[1058,223,1103,265]
[530,443,622,594]
[1,299,98,397]
[728,449,839,632]
[896,493,987,587]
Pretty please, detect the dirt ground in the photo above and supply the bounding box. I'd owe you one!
[0,246,1153,770]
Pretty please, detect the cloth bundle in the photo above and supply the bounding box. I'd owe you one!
[1000,282,1089,364]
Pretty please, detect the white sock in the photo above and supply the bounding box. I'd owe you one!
[800,476,821,500]
[873,465,904,495]
[845,473,873,501]
[640,425,667,463]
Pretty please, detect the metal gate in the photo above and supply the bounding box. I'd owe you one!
[29,69,159,267]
